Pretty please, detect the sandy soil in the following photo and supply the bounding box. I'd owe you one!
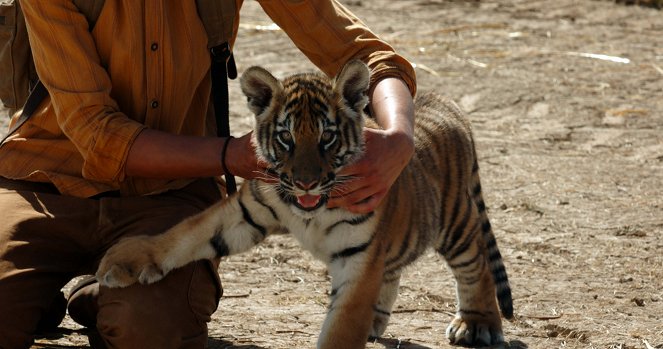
[2,0,660,348]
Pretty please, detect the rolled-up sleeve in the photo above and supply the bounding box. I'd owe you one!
[21,0,145,183]
[257,0,417,96]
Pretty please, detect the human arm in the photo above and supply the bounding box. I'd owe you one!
[257,0,417,96]
[21,1,144,183]
[326,77,415,213]
[22,1,263,184]
[125,130,265,181]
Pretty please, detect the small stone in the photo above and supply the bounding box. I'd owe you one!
[631,297,645,307]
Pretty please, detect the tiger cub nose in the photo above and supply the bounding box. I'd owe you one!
[294,180,319,190]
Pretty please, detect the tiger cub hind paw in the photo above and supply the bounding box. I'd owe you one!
[446,313,504,347]
[368,312,391,339]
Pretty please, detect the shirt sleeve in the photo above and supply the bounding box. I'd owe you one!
[21,0,145,183]
[256,0,417,97]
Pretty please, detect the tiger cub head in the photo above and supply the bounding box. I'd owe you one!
[240,60,370,215]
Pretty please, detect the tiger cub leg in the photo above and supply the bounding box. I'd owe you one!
[370,273,401,338]
[317,246,385,349]
[97,193,270,288]
[438,206,503,346]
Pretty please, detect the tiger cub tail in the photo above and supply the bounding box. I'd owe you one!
[470,155,514,319]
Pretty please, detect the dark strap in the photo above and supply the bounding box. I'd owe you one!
[0,81,47,147]
[210,42,237,194]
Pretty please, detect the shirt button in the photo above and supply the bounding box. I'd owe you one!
[151,100,159,108]
[151,42,158,51]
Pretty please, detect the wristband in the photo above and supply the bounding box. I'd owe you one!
[221,136,234,176]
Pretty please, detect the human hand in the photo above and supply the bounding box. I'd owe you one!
[327,128,414,214]
[224,131,273,181]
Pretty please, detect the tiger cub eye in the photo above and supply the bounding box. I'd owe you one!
[278,131,293,142]
[321,130,335,143]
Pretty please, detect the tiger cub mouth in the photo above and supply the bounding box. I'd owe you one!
[296,194,321,208]
[267,168,331,212]
[294,194,327,211]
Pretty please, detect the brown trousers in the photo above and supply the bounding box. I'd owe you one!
[0,177,224,349]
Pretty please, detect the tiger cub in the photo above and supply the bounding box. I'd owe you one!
[96,60,513,348]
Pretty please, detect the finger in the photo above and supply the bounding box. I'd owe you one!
[327,185,376,209]
[257,158,271,169]
[335,166,359,179]
[345,191,386,214]
[330,176,369,199]
[336,156,372,177]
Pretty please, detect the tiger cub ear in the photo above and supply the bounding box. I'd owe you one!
[333,60,370,113]
[240,66,284,117]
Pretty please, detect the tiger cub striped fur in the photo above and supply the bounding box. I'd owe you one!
[96,60,513,348]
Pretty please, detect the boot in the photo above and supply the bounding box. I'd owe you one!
[66,275,99,329]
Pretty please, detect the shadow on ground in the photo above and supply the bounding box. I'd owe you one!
[208,337,269,349]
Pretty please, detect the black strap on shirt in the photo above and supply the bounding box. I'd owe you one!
[0,81,47,148]
[210,42,238,194]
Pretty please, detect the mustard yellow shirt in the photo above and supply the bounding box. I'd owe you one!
[0,0,416,197]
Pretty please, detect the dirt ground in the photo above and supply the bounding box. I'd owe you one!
[1,0,660,348]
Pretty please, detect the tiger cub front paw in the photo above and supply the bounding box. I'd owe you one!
[96,235,167,288]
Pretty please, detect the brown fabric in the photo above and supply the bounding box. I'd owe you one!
[0,177,223,349]
[0,0,104,112]
[0,0,416,198]
[195,0,236,48]
[0,0,37,113]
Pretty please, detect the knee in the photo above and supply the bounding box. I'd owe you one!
[96,301,209,349]
[96,260,221,348]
